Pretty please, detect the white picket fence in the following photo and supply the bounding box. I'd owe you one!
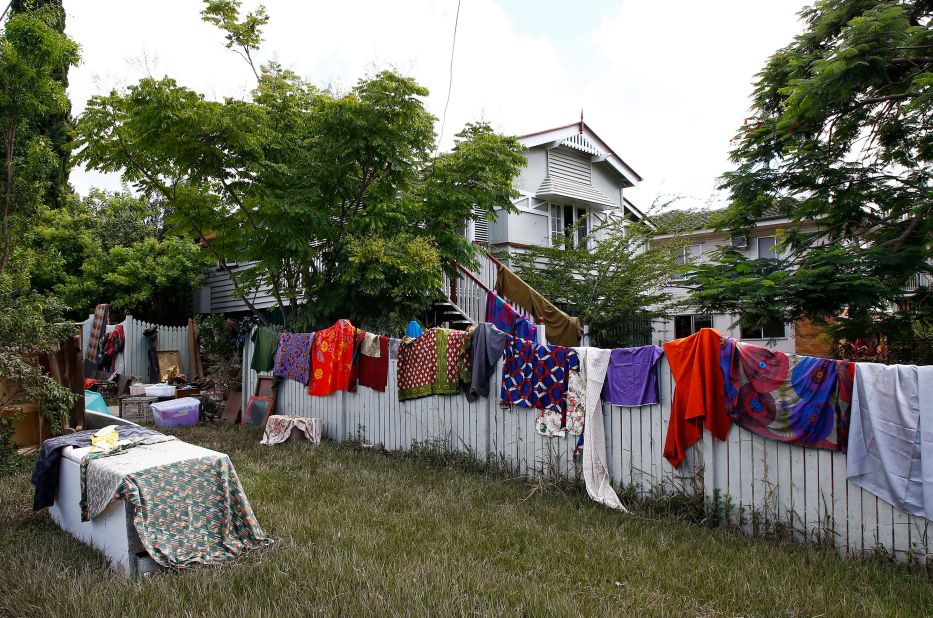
[80,314,191,379]
[243,335,932,565]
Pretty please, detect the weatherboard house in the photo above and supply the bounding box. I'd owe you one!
[194,120,649,321]
[649,210,819,355]
[468,120,646,256]
[190,120,850,352]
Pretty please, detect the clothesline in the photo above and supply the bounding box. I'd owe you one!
[247,321,932,518]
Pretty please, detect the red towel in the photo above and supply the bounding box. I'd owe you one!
[663,328,731,468]
[357,335,389,392]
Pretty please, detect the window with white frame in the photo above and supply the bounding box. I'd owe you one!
[740,317,786,339]
[674,314,713,339]
[757,235,778,259]
[672,244,702,281]
[549,203,563,243]
[549,203,590,249]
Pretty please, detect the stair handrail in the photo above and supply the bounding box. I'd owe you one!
[453,261,491,294]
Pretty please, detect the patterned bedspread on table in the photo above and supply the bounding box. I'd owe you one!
[80,437,272,568]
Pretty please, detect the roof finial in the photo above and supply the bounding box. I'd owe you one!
[580,109,584,133]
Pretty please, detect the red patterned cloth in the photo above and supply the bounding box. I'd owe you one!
[308,320,356,397]
[85,304,110,362]
[397,328,470,401]
[357,335,389,392]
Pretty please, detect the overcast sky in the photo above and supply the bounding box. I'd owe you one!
[63,0,812,211]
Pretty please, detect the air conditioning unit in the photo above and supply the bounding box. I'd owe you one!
[731,235,749,249]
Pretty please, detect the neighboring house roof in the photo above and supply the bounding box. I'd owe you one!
[623,197,646,221]
[651,205,796,235]
[518,120,643,187]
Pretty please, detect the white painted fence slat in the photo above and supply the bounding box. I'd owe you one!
[240,333,932,565]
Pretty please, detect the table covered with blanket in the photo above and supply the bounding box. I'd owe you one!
[78,435,272,568]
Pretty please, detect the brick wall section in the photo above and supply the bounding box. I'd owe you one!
[794,319,834,357]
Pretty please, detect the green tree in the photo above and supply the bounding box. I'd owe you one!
[8,0,72,209]
[27,190,209,322]
[0,6,78,270]
[692,0,932,340]
[511,214,686,347]
[200,0,268,80]
[0,5,79,466]
[75,3,525,332]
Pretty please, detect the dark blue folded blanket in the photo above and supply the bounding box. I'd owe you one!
[31,425,163,511]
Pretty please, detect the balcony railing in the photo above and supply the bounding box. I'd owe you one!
[904,272,932,293]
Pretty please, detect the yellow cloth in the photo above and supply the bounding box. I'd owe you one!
[494,263,583,347]
[90,425,119,451]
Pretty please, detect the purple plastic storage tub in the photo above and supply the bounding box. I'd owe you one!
[150,397,200,428]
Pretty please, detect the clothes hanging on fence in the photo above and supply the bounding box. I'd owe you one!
[308,320,356,397]
[405,320,423,339]
[388,338,402,361]
[602,345,664,406]
[576,346,626,511]
[85,303,110,363]
[397,328,471,401]
[846,362,933,518]
[250,327,280,373]
[494,263,582,347]
[500,334,579,435]
[143,326,160,383]
[273,332,314,385]
[662,328,730,468]
[465,322,507,401]
[485,291,537,342]
[97,324,124,372]
[357,334,390,392]
[360,331,382,358]
[563,369,586,435]
[720,338,853,451]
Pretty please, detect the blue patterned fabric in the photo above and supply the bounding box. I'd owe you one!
[500,334,579,415]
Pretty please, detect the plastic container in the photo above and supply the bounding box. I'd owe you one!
[84,390,110,415]
[150,397,200,428]
[119,396,156,424]
[129,383,148,397]
[145,384,176,398]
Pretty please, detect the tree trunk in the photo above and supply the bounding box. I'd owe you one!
[1,118,16,273]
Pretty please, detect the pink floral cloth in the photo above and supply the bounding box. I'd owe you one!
[260,415,323,446]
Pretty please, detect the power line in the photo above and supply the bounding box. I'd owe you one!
[436,0,461,154]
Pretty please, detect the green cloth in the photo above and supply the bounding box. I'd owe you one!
[250,327,279,373]
[494,264,583,347]
[81,436,272,568]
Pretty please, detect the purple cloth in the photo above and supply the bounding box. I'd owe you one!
[273,332,314,384]
[602,345,664,406]
[485,291,537,342]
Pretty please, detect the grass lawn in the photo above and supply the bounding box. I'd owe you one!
[1,423,931,616]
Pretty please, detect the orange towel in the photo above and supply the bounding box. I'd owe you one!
[662,328,731,468]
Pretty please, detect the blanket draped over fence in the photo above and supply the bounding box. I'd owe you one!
[577,347,625,511]
[494,264,582,347]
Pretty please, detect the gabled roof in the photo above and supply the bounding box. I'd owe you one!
[518,120,643,187]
